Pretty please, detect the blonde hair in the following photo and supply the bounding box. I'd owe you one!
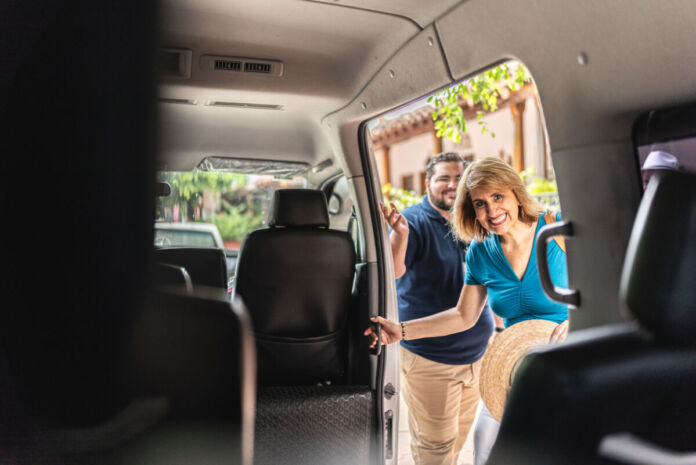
[451,157,543,241]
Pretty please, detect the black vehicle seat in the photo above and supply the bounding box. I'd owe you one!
[234,188,355,385]
[234,189,372,465]
[154,247,228,289]
[152,262,194,294]
[30,288,256,465]
[488,170,696,465]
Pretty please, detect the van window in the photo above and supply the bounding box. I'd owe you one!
[156,164,307,250]
[366,60,558,212]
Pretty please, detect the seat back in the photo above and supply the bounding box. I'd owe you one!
[154,247,228,289]
[234,189,356,385]
[488,171,696,464]
[32,289,256,465]
[152,262,194,294]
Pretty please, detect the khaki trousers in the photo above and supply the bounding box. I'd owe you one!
[400,346,481,465]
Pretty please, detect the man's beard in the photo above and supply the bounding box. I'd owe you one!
[428,187,456,211]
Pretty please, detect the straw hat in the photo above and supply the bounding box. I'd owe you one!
[479,319,559,422]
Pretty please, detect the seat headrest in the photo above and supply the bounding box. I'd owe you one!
[268,189,329,228]
[620,170,696,346]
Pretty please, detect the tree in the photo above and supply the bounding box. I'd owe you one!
[162,172,246,222]
[381,183,422,211]
[427,62,532,142]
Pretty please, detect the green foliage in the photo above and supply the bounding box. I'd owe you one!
[168,172,246,201]
[158,171,267,241]
[427,62,532,142]
[520,166,557,194]
[520,166,560,211]
[212,205,264,242]
[381,183,422,211]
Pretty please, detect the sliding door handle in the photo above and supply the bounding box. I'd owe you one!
[536,220,580,307]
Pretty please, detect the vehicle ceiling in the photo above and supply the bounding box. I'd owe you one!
[158,0,460,173]
[159,0,696,179]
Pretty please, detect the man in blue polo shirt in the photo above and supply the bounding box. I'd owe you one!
[381,152,498,465]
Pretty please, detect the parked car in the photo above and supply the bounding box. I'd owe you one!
[154,222,225,249]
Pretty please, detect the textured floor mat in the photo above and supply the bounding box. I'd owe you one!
[255,385,374,465]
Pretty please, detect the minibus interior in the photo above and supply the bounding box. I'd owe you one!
[2,1,695,464]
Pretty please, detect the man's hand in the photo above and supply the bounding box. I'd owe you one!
[380,202,409,238]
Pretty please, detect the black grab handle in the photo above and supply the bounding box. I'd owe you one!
[536,220,580,307]
[369,321,382,356]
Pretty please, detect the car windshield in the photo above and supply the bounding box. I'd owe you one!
[155,168,308,250]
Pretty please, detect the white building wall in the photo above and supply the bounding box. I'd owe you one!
[386,133,433,193]
[374,96,546,192]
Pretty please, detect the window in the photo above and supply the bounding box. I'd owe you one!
[366,60,558,213]
[401,174,415,191]
[155,158,308,250]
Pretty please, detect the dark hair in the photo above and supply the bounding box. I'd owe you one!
[425,152,465,180]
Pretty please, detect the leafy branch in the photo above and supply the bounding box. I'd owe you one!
[427,62,532,142]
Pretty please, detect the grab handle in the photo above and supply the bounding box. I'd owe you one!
[369,321,382,356]
[536,220,580,307]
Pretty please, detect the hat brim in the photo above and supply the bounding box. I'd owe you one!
[479,319,559,421]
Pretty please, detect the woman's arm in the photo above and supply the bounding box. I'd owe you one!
[364,283,488,347]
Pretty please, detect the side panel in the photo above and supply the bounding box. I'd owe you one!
[553,142,641,328]
[435,0,696,327]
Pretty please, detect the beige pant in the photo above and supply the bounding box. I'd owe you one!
[400,345,481,465]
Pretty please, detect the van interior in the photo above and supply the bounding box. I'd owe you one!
[3,1,695,465]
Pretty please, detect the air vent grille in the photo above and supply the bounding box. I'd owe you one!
[245,62,271,73]
[200,55,284,77]
[215,60,242,71]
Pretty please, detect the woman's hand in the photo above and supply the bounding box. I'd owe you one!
[549,320,569,343]
[363,316,402,348]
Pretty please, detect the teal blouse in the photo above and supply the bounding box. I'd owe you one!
[464,213,568,327]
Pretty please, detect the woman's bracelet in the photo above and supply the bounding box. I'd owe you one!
[400,321,406,340]
[495,326,505,333]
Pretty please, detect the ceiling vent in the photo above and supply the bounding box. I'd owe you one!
[158,48,192,79]
[200,55,284,77]
[244,62,271,74]
[214,59,241,71]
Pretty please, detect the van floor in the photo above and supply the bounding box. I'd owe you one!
[398,395,479,465]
